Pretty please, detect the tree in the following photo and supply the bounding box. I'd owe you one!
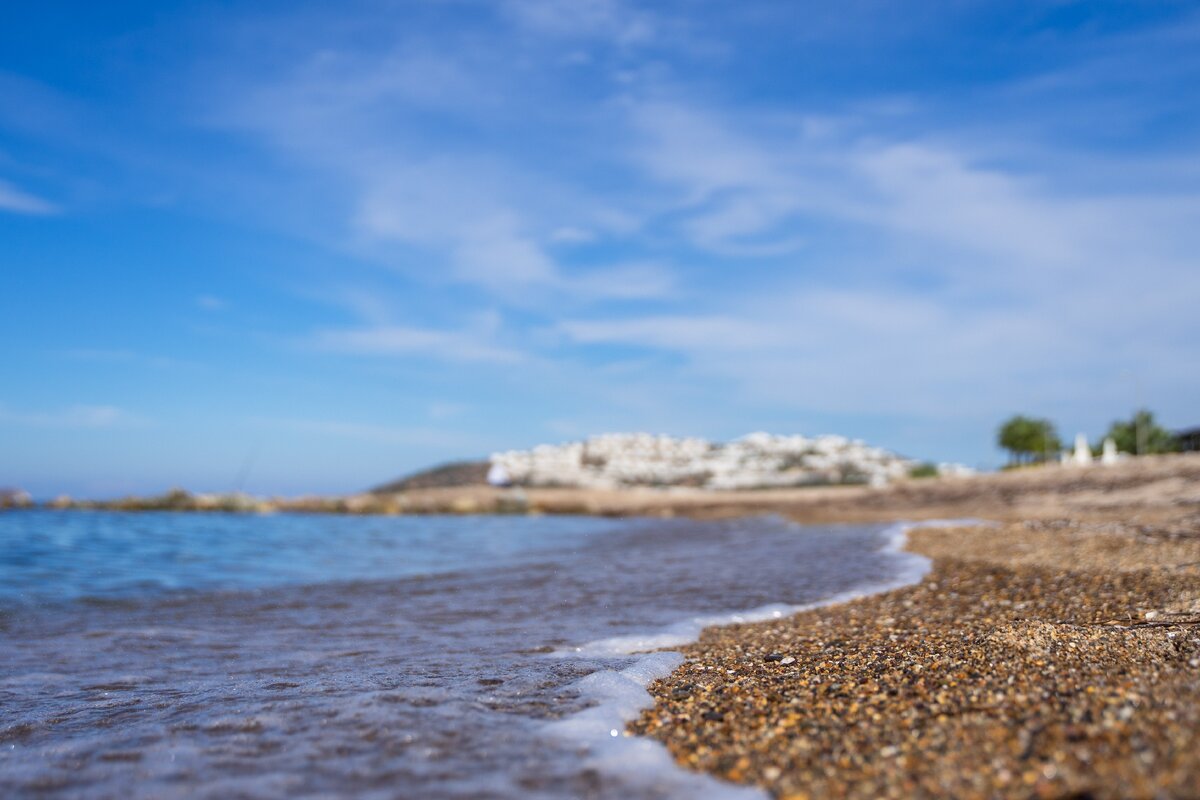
[908,462,940,479]
[997,415,1061,465]
[1105,409,1179,455]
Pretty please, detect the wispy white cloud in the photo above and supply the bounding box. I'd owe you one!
[310,323,526,364]
[561,261,677,300]
[0,179,57,215]
[562,314,781,351]
[2,0,1198,488]
[560,265,1200,424]
[625,95,1198,288]
[550,226,597,244]
[0,404,143,428]
[427,402,468,421]
[449,214,560,290]
[502,0,657,45]
[256,417,479,449]
[212,18,1200,437]
[628,95,1200,303]
[207,21,679,306]
[160,3,1200,449]
[58,348,190,370]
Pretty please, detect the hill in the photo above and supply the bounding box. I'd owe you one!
[370,460,490,494]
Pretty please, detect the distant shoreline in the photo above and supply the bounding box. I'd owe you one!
[15,452,1199,524]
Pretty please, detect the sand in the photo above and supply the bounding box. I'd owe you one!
[626,455,1200,798]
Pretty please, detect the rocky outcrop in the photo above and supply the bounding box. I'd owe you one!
[0,488,33,509]
[371,461,490,493]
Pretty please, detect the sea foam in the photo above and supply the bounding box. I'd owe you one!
[544,518,985,799]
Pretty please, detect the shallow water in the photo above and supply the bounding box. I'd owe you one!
[0,511,923,798]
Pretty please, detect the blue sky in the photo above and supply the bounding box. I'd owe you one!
[2,1,1199,497]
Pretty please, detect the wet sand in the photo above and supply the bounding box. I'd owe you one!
[628,455,1200,798]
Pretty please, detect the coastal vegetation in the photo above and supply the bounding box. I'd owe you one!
[1104,409,1180,455]
[999,408,1183,466]
[997,415,1061,465]
[907,462,940,479]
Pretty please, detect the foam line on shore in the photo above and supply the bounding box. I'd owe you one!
[542,650,764,799]
[542,518,987,799]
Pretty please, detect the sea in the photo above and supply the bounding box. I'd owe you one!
[0,510,930,799]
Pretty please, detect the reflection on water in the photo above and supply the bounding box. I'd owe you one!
[0,512,625,604]
[0,512,914,798]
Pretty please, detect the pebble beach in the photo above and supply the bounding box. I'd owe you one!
[630,456,1200,798]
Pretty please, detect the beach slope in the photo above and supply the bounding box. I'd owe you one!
[630,456,1200,798]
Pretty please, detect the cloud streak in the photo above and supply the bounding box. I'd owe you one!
[4,0,1198,481]
[0,179,56,215]
[204,3,1198,448]
[0,404,142,428]
[310,324,527,364]
[257,417,480,449]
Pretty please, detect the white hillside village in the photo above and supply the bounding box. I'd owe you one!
[489,432,974,490]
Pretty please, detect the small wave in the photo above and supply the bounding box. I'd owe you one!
[543,518,986,798]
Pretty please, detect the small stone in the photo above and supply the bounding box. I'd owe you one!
[623,484,1200,800]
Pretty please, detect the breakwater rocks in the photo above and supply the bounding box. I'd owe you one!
[0,488,33,510]
[491,432,972,490]
[45,489,281,513]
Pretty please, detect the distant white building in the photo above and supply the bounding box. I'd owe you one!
[486,463,512,487]
[1101,437,1120,466]
[489,432,972,490]
[1072,433,1093,466]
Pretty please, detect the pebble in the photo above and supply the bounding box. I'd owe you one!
[629,514,1200,799]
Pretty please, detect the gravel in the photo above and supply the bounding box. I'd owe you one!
[630,512,1200,799]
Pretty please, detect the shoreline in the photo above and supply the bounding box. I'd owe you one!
[625,465,1200,798]
[19,452,1200,522]
[6,456,1198,796]
[540,517,954,800]
[562,518,938,659]
[0,505,942,799]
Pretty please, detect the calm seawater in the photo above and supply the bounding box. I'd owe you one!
[0,511,925,799]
